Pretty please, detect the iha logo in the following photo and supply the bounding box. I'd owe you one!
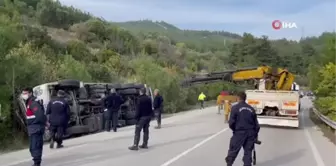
[272,20,298,30]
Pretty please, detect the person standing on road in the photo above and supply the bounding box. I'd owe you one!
[198,92,206,109]
[225,91,260,166]
[217,92,225,114]
[104,88,124,132]
[129,88,154,150]
[22,87,46,166]
[153,89,164,129]
[46,90,70,149]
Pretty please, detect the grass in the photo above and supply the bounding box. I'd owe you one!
[0,133,28,154]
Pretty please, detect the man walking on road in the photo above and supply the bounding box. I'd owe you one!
[46,90,70,149]
[129,88,154,150]
[198,92,206,109]
[225,92,260,166]
[153,89,164,129]
[22,87,46,166]
[104,88,124,132]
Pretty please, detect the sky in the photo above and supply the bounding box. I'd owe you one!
[59,0,336,40]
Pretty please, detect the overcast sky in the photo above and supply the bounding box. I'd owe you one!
[59,0,335,40]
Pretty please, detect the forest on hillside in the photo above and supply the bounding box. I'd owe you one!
[0,0,335,150]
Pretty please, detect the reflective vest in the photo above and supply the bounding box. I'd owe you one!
[26,99,37,120]
[198,93,206,101]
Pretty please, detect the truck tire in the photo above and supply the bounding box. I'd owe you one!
[58,80,80,89]
[118,88,138,95]
[108,83,122,89]
[126,119,137,125]
[134,84,145,89]
[120,83,136,89]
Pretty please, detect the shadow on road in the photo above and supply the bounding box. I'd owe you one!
[257,149,306,166]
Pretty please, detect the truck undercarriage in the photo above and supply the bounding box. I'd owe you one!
[14,80,152,141]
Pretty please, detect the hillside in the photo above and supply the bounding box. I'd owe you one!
[114,20,241,52]
[0,0,335,150]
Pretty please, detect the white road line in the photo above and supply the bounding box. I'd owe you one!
[160,127,229,166]
[302,106,326,166]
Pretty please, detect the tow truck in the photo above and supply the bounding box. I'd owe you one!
[182,65,302,128]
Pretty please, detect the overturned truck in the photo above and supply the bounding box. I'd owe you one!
[16,79,153,141]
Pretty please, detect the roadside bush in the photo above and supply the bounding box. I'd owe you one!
[314,63,336,120]
[129,56,187,113]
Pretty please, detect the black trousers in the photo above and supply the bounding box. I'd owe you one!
[133,116,151,146]
[104,110,119,131]
[225,130,256,166]
[49,125,65,145]
[199,100,204,109]
[29,132,44,165]
[155,108,162,126]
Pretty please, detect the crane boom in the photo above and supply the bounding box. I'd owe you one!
[182,65,295,91]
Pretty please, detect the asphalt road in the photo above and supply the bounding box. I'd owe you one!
[1,97,335,166]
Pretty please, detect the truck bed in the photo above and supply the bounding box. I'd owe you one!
[245,90,300,128]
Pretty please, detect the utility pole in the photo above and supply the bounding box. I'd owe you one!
[300,27,305,41]
[12,66,15,130]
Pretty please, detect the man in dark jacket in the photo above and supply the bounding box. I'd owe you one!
[21,87,46,166]
[129,88,154,150]
[104,88,124,132]
[225,92,260,166]
[46,90,70,149]
[153,89,164,129]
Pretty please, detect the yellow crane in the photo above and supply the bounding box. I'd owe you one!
[182,65,301,128]
[182,65,295,91]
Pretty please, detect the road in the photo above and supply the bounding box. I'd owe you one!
[1,97,335,166]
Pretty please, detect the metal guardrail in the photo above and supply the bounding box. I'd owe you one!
[312,107,336,129]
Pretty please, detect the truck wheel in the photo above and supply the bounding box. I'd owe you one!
[134,84,145,89]
[118,88,138,95]
[121,83,136,89]
[58,79,80,89]
[108,83,122,89]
